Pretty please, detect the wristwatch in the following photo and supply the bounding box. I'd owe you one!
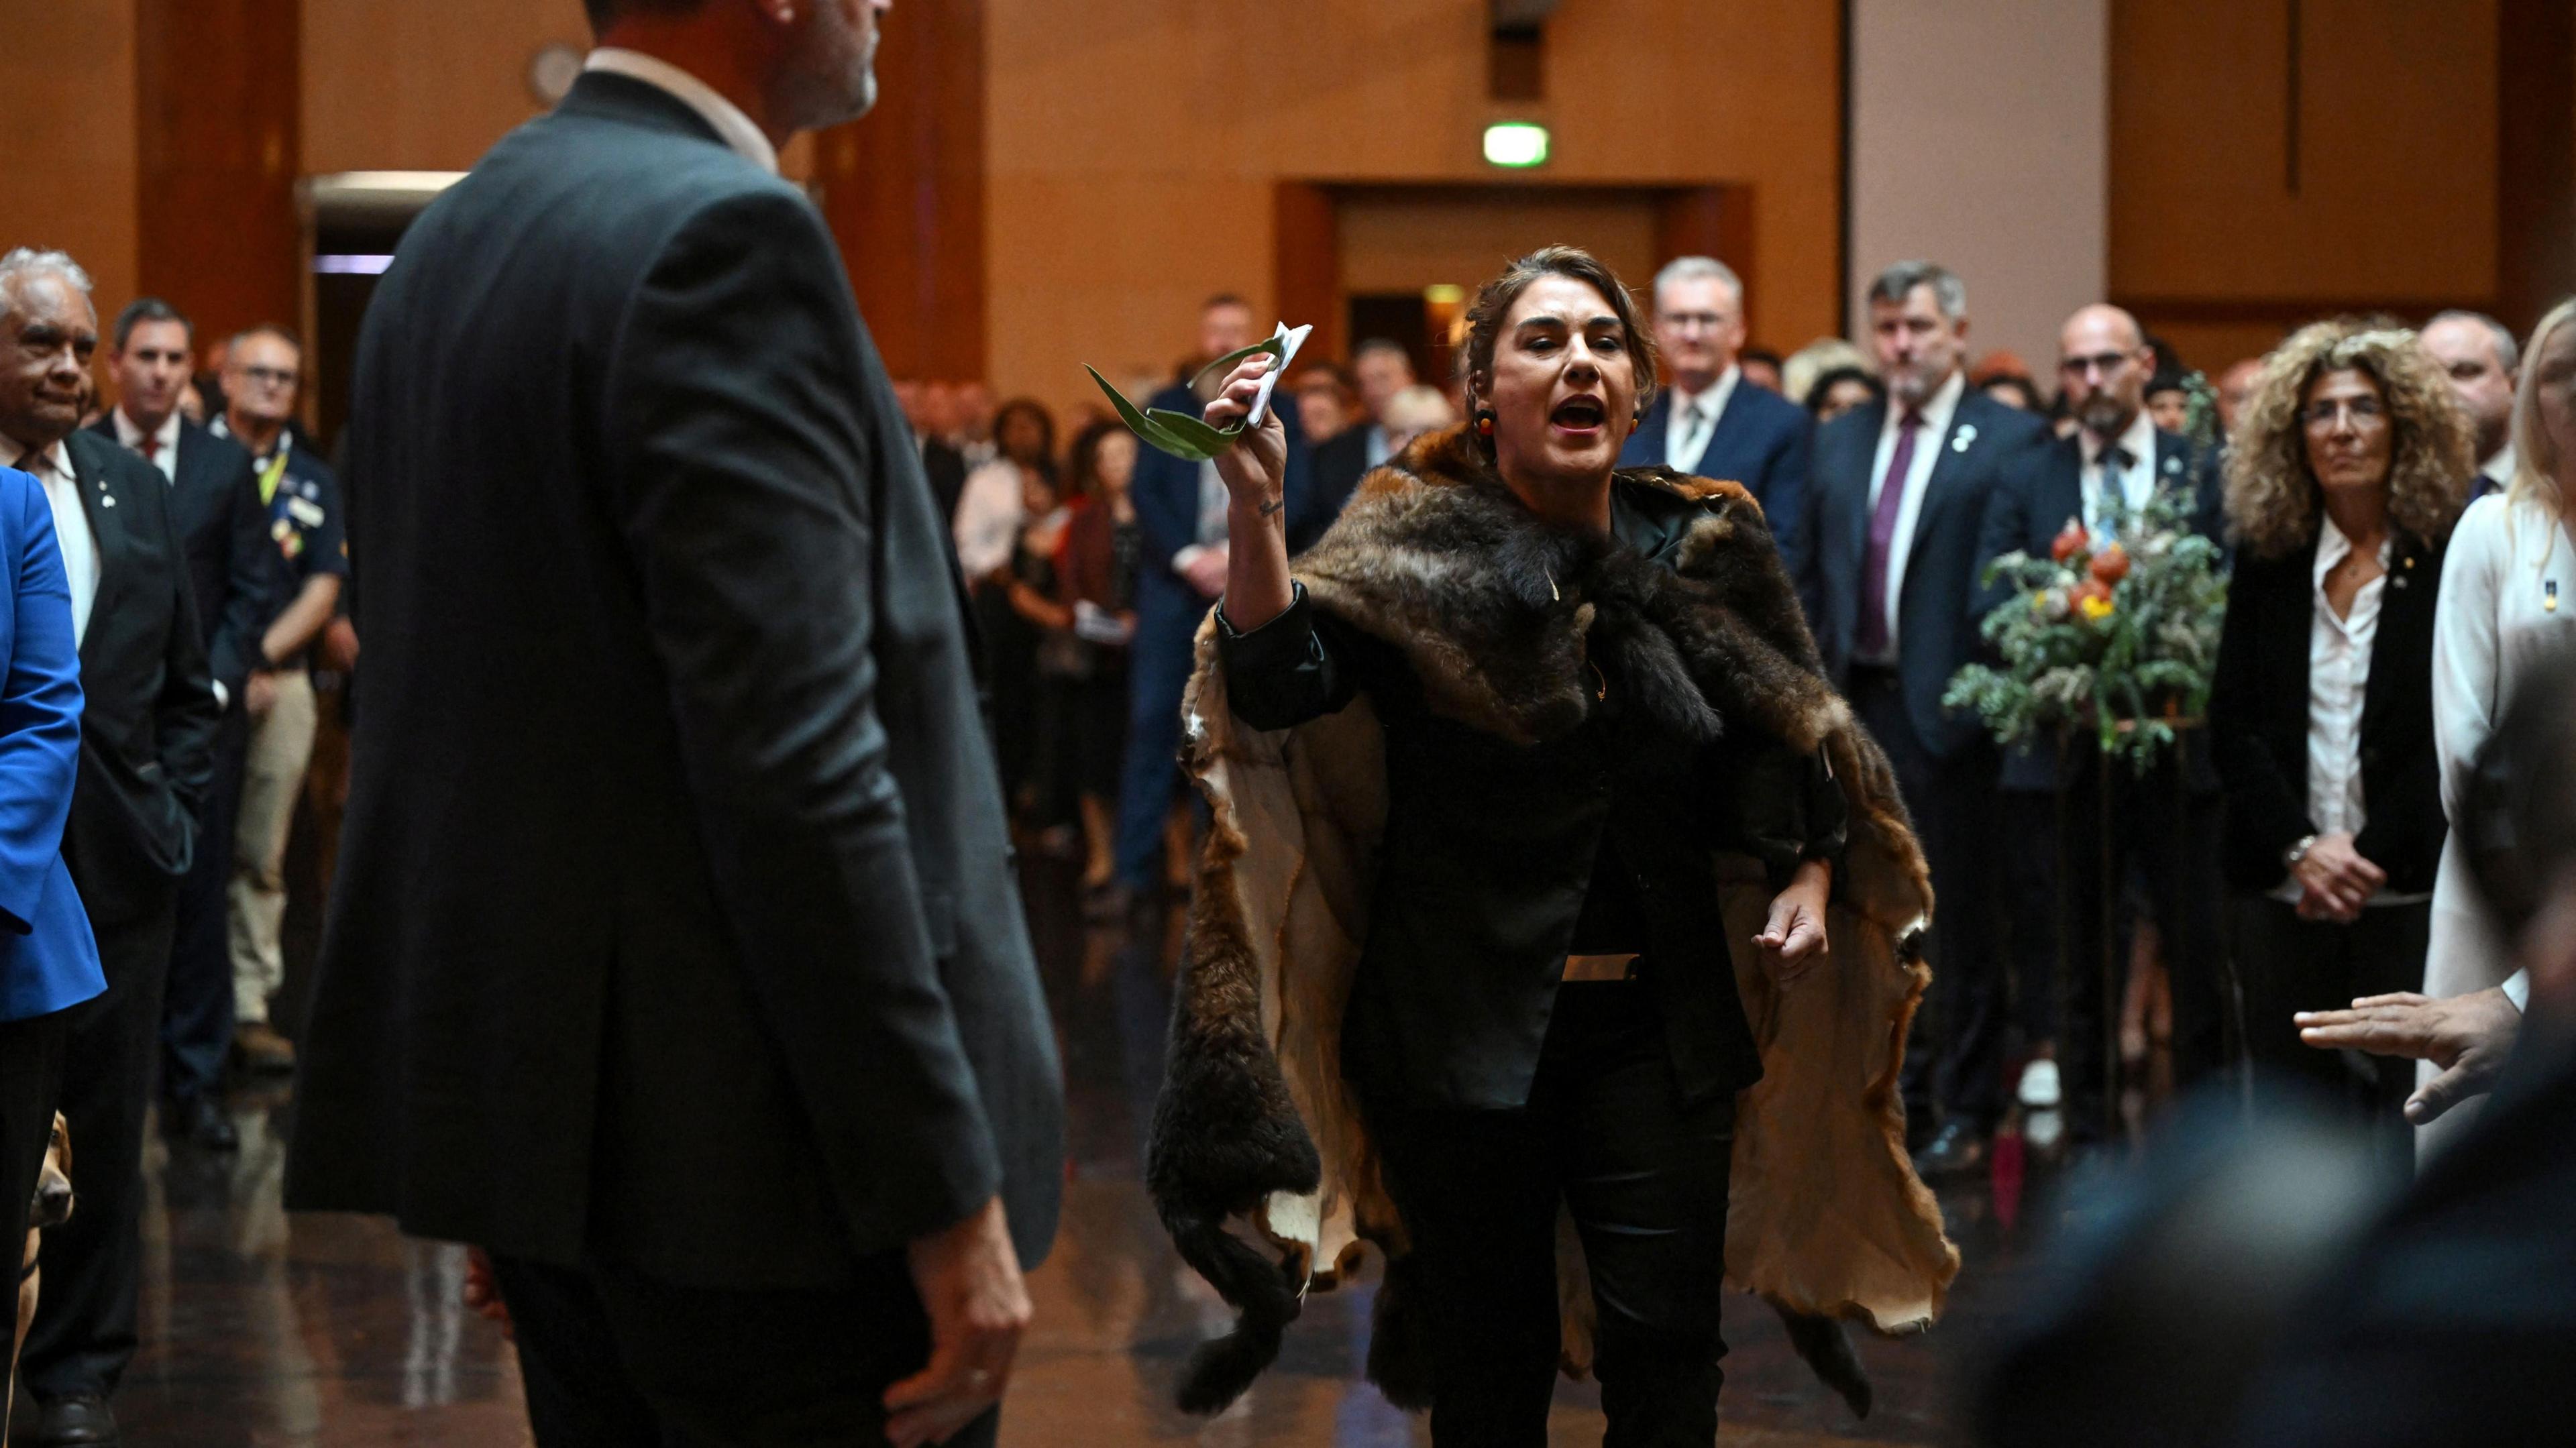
[2284,834,2319,871]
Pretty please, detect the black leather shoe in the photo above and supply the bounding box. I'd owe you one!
[160,1093,239,1152]
[1910,1120,1987,1178]
[33,1394,121,1446]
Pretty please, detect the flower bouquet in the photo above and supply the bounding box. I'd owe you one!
[1943,487,2229,773]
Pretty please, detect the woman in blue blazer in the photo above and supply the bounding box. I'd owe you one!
[0,460,102,1325]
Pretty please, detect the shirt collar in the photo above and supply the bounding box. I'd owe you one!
[2313,511,2394,586]
[8,439,72,480]
[2485,441,2519,484]
[1672,364,1741,422]
[584,48,780,176]
[2080,410,2157,469]
[113,406,182,459]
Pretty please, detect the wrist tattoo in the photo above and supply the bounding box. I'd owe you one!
[1258,494,1286,518]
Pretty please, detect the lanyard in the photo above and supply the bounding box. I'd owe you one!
[256,447,290,507]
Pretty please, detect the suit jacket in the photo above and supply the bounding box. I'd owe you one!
[1619,381,1814,557]
[55,431,221,928]
[920,435,968,532]
[0,467,102,1022]
[1789,386,2049,761]
[1978,427,2226,791]
[2206,528,2447,895]
[1297,425,1370,554]
[284,71,1066,1288]
[87,416,277,701]
[1130,379,1310,667]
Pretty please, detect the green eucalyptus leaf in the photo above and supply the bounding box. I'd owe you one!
[1084,365,1228,462]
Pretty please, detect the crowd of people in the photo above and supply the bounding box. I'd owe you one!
[887,252,2561,1192]
[0,3,2568,1441]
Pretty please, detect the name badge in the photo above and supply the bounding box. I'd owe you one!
[286,497,326,527]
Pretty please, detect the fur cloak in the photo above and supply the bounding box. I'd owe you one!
[1146,423,1960,1415]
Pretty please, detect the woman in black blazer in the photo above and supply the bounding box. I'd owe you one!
[2208,319,2473,1163]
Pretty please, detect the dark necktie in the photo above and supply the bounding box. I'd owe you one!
[1856,408,1924,659]
[2098,443,2136,528]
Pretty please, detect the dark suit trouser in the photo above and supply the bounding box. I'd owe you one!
[2006,759,2230,1132]
[1371,981,1735,1448]
[490,1251,998,1448]
[162,712,246,1106]
[2,1005,69,1267]
[2233,897,2428,1182]
[1113,616,1199,892]
[1848,669,2006,1129]
[21,906,176,1400]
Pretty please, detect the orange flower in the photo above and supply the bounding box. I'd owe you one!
[2090,543,2131,585]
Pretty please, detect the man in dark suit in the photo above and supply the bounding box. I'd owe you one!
[91,296,276,1153]
[1975,303,2229,1147]
[1296,337,1409,549]
[1112,294,1309,903]
[2418,310,2518,500]
[1619,257,1813,555]
[282,4,1065,1444]
[1,249,221,1448]
[1786,260,2048,1175]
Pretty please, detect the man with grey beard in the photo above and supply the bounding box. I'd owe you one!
[281,2,1064,1444]
[1974,303,2228,1154]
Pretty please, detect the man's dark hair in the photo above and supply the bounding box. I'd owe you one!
[583,0,708,36]
[2144,369,2189,400]
[1352,337,1411,368]
[1742,346,1784,371]
[1203,292,1250,314]
[114,297,190,353]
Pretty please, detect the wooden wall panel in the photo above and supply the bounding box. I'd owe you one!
[301,0,589,175]
[986,0,1843,424]
[819,0,986,382]
[2498,0,2576,335]
[2112,0,2502,367]
[136,0,303,349]
[0,0,140,315]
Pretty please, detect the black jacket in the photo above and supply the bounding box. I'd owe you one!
[56,431,221,928]
[1218,478,1845,1111]
[2206,530,2446,895]
[1788,386,2049,761]
[85,415,277,702]
[1618,381,1815,559]
[1977,425,2227,792]
[286,72,1065,1287]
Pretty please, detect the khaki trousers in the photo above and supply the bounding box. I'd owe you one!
[228,669,317,1025]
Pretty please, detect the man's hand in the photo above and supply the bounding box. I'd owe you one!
[2296,987,2521,1124]
[1755,858,1833,983]
[884,1195,1031,1448]
[244,671,278,719]
[320,616,360,673]
[2292,832,2384,924]
[1180,544,1230,600]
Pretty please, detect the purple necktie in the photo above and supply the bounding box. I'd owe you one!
[1856,408,1923,659]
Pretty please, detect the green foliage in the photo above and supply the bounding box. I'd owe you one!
[1943,485,2231,774]
[1085,335,1289,462]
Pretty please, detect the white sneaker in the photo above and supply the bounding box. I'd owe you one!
[2017,1058,2062,1109]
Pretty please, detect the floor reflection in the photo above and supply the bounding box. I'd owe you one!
[17,858,2076,1446]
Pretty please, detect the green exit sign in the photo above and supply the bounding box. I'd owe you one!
[1483,122,1550,168]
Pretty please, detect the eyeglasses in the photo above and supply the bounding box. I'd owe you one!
[2301,396,2385,430]
[2058,351,2136,380]
[237,366,297,388]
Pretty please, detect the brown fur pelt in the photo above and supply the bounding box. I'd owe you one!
[1146,424,1960,1415]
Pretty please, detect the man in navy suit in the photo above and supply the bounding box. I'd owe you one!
[1620,257,1811,555]
[91,298,277,1154]
[1786,260,2048,1175]
[1976,304,2229,1148]
[1112,294,1307,905]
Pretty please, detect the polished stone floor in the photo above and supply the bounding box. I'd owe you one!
[13,859,2093,1447]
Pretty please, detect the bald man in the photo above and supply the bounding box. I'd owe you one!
[1963,304,2229,1160]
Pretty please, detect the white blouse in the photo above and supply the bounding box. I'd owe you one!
[2274,515,2423,905]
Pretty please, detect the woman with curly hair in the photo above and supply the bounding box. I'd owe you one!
[1144,247,1956,1444]
[2208,318,2473,1165]
[2418,299,2576,1148]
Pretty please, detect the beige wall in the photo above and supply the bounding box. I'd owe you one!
[3,0,141,317]
[985,0,1844,423]
[1849,0,2110,382]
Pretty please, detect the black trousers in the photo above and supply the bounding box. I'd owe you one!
[2233,896,2428,1178]
[2,1006,70,1266]
[162,712,246,1107]
[21,905,176,1400]
[2002,757,2229,1133]
[490,1251,996,1448]
[1847,668,2004,1129]
[1373,979,1735,1448]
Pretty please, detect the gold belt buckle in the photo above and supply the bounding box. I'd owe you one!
[1560,953,1639,983]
